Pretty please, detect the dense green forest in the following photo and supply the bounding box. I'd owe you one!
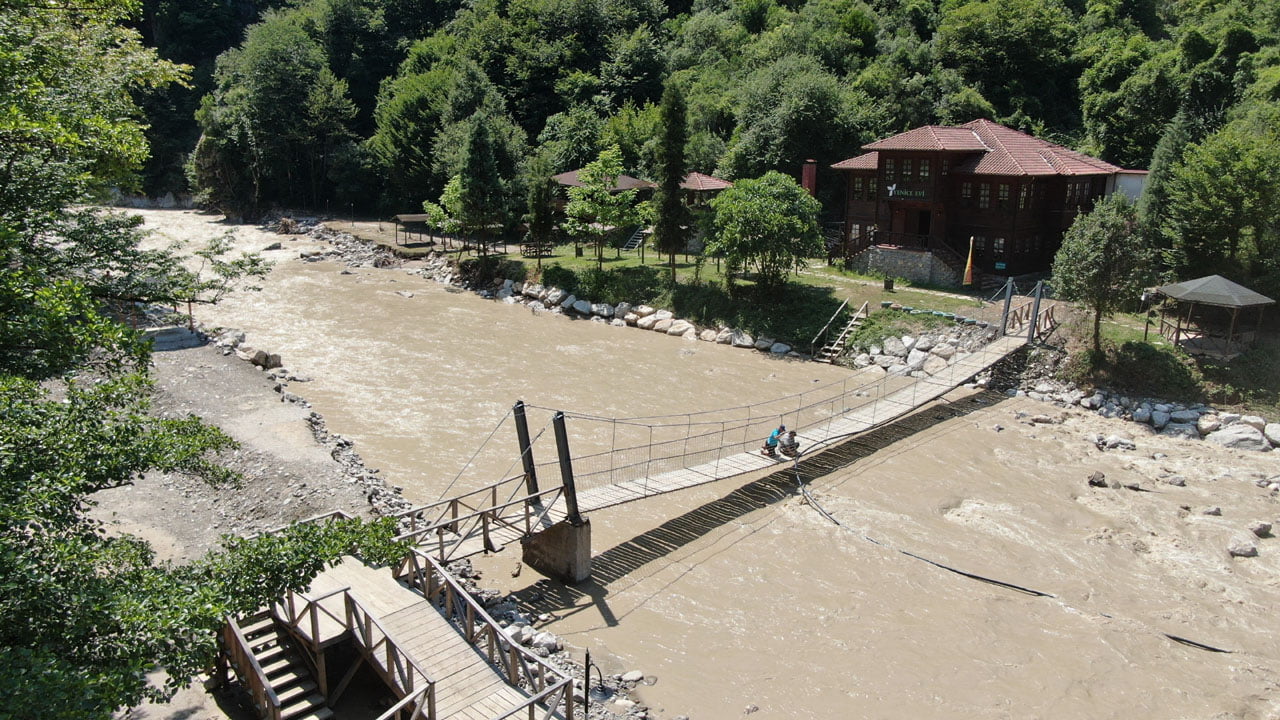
[140,0,1279,289]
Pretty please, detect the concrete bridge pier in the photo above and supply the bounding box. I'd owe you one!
[521,410,592,583]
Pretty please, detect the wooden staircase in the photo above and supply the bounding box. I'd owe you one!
[233,612,334,720]
[621,226,646,251]
[812,300,869,363]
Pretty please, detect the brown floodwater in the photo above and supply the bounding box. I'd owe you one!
[142,210,1280,720]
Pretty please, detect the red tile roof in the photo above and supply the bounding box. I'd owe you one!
[680,172,733,191]
[553,169,656,192]
[834,120,1125,177]
[864,126,990,152]
[831,152,878,170]
[954,119,1124,176]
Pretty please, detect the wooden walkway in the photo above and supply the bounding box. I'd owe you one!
[298,559,553,719]
[573,333,1026,512]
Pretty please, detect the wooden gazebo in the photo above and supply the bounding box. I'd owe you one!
[1157,274,1274,359]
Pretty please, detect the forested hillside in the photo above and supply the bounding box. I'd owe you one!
[139,0,1279,290]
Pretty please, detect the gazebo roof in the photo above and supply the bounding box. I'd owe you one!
[1157,275,1275,308]
[680,172,732,191]
[553,169,656,192]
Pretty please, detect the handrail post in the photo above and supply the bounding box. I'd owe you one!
[552,411,583,526]
[1027,280,1044,343]
[514,400,539,498]
[999,278,1014,336]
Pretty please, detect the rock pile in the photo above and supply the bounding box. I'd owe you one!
[843,325,998,379]
[410,253,803,359]
[1010,379,1280,452]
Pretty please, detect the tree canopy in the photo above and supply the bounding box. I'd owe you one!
[707,171,823,288]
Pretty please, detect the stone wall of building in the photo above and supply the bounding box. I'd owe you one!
[851,246,962,287]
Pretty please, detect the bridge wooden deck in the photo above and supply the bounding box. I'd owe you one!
[405,333,1026,560]
[297,559,557,719]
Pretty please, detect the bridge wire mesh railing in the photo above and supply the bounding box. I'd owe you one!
[427,290,1055,518]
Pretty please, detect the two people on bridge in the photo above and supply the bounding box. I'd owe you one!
[762,425,801,459]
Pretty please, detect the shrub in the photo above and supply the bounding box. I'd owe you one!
[457,256,527,286]
[540,264,578,293]
[577,266,663,305]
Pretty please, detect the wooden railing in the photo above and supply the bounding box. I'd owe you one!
[1005,300,1058,340]
[809,297,851,356]
[221,617,283,720]
[393,550,574,720]
[394,477,565,561]
[274,587,437,719]
[1005,300,1034,334]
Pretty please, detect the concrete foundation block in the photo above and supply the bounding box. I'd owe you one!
[522,518,592,584]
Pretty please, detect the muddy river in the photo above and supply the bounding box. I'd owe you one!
[139,210,1280,720]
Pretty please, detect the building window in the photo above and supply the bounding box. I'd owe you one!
[850,223,861,240]
[941,159,949,176]
[974,235,986,253]
[902,159,913,181]
[978,183,990,209]
[961,182,972,202]
[999,183,1010,206]
[884,159,895,182]
[1019,185,1030,209]
[853,177,864,198]
[919,160,930,180]
[994,237,1006,255]
[869,178,877,198]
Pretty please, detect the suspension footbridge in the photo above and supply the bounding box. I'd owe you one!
[394,284,1059,573]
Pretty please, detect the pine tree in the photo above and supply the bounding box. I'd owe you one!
[652,82,690,283]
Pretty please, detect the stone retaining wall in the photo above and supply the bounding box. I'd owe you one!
[850,245,960,287]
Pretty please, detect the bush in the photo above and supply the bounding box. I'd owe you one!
[457,256,527,286]
[577,266,663,305]
[540,264,578,293]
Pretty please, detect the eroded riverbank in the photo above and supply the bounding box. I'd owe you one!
[133,209,1280,719]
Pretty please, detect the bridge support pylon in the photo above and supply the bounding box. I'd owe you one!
[521,411,592,583]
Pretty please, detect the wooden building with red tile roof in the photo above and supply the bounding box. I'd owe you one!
[832,119,1146,284]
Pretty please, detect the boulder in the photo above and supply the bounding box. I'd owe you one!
[502,295,519,304]
[624,312,639,325]
[1150,410,1171,429]
[900,335,917,351]
[591,303,614,318]
[1132,407,1152,424]
[614,301,632,318]
[905,348,928,369]
[633,305,657,318]
[531,632,561,652]
[921,355,949,375]
[1227,537,1259,558]
[571,299,592,315]
[621,670,645,684]
[1153,403,1171,414]
[1248,520,1272,537]
[1204,424,1272,452]
[522,283,543,298]
[610,318,627,327]
[715,328,734,344]
[559,293,577,309]
[769,342,791,354]
[754,337,775,351]
[1218,412,1242,426]
[883,336,908,357]
[235,345,267,366]
[699,329,719,342]
[528,301,547,312]
[653,309,674,322]
[930,343,956,360]
[653,318,674,333]
[1240,415,1267,430]
[667,319,694,336]
[1197,414,1222,435]
[868,345,881,356]
[1264,423,1280,447]
[682,327,698,340]
[730,330,754,348]
[1202,506,1222,516]
[1160,422,1199,440]
[545,288,565,306]
[873,354,897,368]
[853,353,873,368]
[636,314,659,330]
[914,335,936,352]
[1087,471,1107,488]
[1169,409,1200,424]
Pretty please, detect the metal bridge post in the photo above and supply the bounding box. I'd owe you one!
[1027,280,1045,344]
[513,400,538,497]
[998,278,1014,337]
[552,412,583,526]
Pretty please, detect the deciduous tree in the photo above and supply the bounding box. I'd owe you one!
[706,171,822,288]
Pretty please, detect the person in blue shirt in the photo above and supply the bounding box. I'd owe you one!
[762,424,785,457]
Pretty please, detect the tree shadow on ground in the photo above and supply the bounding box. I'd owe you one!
[511,390,1008,626]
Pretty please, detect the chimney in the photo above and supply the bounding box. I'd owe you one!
[802,159,817,196]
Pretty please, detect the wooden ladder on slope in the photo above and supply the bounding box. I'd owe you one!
[813,301,869,364]
[226,611,335,720]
